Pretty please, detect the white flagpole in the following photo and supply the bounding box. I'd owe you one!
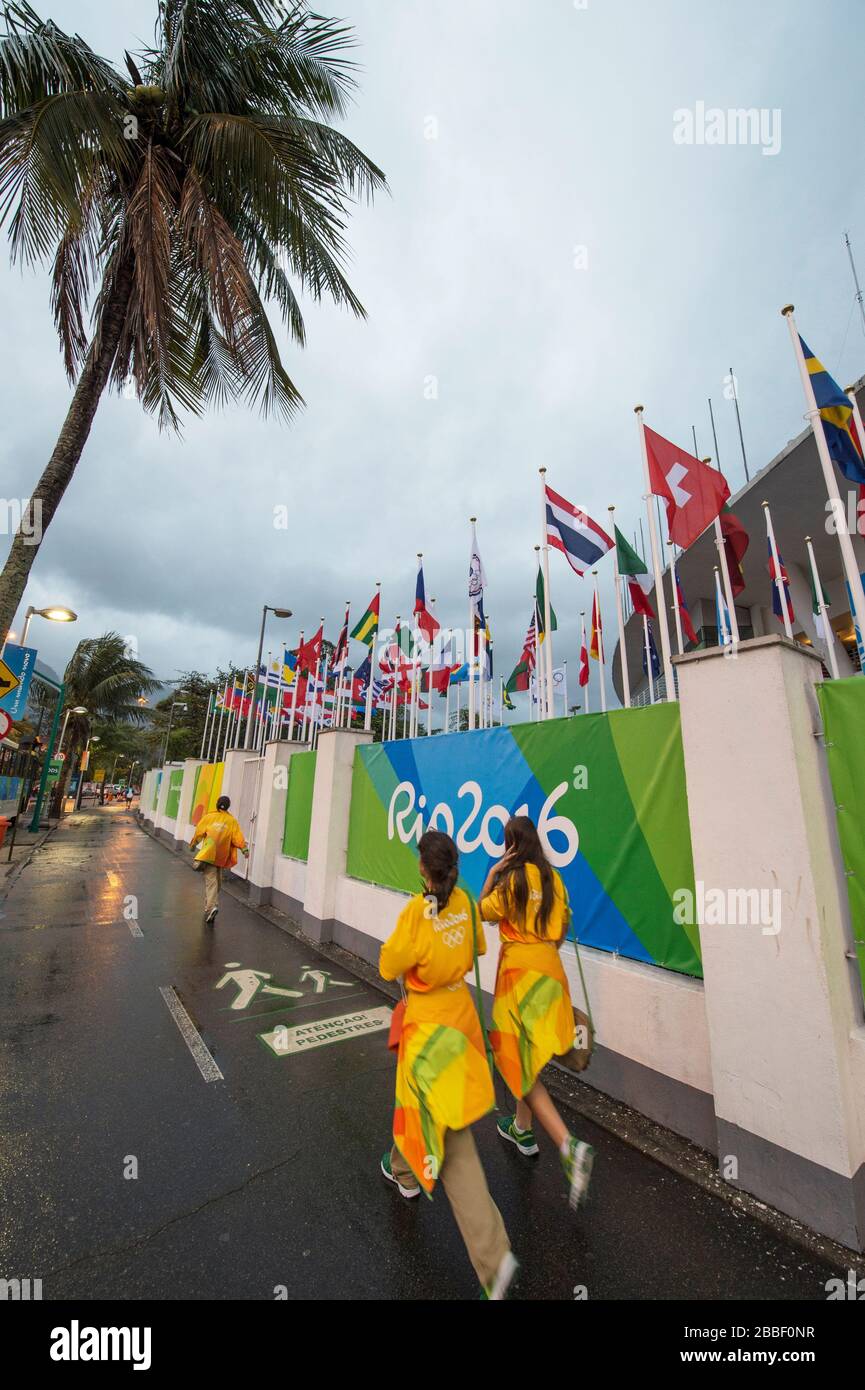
[592,570,607,714]
[783,307,865,645]
[562,659,568,717]
[364,583,380,733]
[212,679,229,760]
[233,670,248,748]
[288,633,303,742]
[805,535,840,679]
[642,615,655,705]
[538,470,555,718]
[200,689,214,758]
[635,408,676,700]
[223,682,236,753]
[426,599,436,737]
[667,539,685,656]
[763,500,794,640]
[468,521,476,731]
[580,611,590,714]
[714,567,732,648]
[608,506,631,710]
[499,675,504,725]
[391,617,400,739]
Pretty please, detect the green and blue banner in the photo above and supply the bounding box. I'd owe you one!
[164,768,184,821]
[817,676,865,1001]
[282,751,316,861]
[347,705,701,976]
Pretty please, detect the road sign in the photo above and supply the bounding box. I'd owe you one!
[0,644,36,719]
[0,710,11,741]
[258,1006,392,1057]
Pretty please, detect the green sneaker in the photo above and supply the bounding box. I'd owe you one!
[380,1150,421,1199]
[561,1136,594,1209]
[496,1114,539,1156]
[480,1250,519,1300]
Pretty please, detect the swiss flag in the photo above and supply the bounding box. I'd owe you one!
[645,426,730,550]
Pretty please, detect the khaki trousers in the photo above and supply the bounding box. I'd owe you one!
[202,864,222,914]
[390,1127,510,1288]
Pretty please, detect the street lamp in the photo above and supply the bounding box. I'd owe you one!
[161,695,189,766]
[74,733,99,811]
[244,605,293,748]
[57,705,88,756]
[19,605,78,646]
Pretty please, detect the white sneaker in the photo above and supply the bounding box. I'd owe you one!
[484,1250,519,1301]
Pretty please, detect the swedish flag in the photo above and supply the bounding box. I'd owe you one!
[801,337,865,486]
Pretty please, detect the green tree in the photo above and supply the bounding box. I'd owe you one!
[0,0,384,636]
[52,632,159,807]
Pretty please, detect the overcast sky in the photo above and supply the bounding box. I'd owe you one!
[3,0,865,710]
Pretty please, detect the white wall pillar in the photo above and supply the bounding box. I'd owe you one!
[221,747,251,811]
[676,634,865,1249]
[303,729,372,943]
[247,739,309,907]
[153,762,182,838]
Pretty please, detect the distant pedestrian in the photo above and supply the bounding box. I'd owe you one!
[125,787,134,808]
[379,829,517,1300]
[188,795,248,924]
[479,815,594,1210]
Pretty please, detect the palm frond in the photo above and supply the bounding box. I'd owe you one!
[0,1,126,110]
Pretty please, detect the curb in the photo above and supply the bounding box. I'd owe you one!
[1,822,59,901]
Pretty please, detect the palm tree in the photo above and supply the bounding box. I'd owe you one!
[52,631,160,808]
[0,0,385,636]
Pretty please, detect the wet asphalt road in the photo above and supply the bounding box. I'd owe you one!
[0,806,847,1301]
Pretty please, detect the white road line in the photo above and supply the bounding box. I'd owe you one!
[127,920,144,938]
[159,986,223,1083]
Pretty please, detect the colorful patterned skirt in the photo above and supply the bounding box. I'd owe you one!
[393,983,495,1196]
[490,940,576,1099]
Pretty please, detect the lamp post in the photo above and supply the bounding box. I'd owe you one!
[57,705,88,756]
[160,696,188,766]
[27,674,64,832]
[74,734,99,811]
[244,605,293,748]
[9,604,78,655]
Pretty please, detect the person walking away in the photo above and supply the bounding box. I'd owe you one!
[189,795,248,924]
[379,830,517,1300]
[125,786,134,809]
[479,815,594,1209]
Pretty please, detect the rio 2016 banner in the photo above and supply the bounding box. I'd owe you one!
[346,704,702,977]
[817,676,865,1002]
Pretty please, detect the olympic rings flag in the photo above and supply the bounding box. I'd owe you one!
[346,704,702,977]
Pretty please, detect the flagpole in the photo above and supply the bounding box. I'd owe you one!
[804,535,840,680]
[714,567,731,647]
[608,507,631,709]
[635,408,676,701]
[844,383,865,502]
[223,682,236,753]
[762,500,794,640]
[667,539,685,656]
[288,633,302,742]
[533,545,548,720]
[212,679,229,760]
[426,598,436,737]
[581,610,590,714]
[364,584,379,732]
[562,659,568,718]
[538,469,555,718]
[200,689,214,759]
[642,615,655,704]
[782,306,865,646]
[592,570,607,713]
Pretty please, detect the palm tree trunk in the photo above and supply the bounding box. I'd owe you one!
[0,258,135,641]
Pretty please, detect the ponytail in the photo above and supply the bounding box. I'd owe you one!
[418,830,459,915]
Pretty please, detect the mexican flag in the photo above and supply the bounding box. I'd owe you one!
[615,527,654,618]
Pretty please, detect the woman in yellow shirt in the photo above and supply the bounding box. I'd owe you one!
[480,815,594,1210]
[188,795,248,924]
[379,829,517,1300]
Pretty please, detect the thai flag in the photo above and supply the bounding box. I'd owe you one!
[545,484,613,576]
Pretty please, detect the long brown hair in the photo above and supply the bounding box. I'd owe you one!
[496,816,555,938]
[418,830,459,915]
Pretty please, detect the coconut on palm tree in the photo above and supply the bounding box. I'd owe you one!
[0,0,385,636]
[51,632,160,809]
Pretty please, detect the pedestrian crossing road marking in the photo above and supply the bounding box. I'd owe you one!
[259,1006,392,1057]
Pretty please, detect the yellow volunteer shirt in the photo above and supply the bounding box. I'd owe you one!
[480,862,569,944]
[191,811,246,869]
[380,887,485,992]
